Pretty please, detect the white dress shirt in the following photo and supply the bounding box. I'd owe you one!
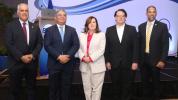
[116,24,125,42]
[19,19,30,45]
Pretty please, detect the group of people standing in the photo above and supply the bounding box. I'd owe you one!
[5,3,169,100]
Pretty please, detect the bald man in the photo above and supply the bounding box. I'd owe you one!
[5,3,43,100]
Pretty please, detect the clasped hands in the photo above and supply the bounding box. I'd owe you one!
[57,55,70,64]
[82,56,92,63]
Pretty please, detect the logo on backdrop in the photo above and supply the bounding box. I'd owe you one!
[35,0,131,15]
[35,0,178,15]
[159,18,172,40]
[42,24,52,33]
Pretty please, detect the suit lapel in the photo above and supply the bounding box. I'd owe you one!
[16,20,27,44]
[142,20,158,47]
[114,25,127,44]
[121,24,127,44]
[150,20,158,40]
[113,25,121,44]
[54,24,63,43]
[83,33,88,54]
[28,22,34,46]
[142,22,147,42]
[57,25,68,44]
[63,25,68,44]
[88,33,95,51]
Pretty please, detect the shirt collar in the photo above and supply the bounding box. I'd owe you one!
[147,20,155,25]
[19,19,28,25]
[57,24,65,28]
[116,23,125,29]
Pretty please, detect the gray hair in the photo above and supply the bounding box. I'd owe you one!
[17,3,28,13]
[55,9,67,16]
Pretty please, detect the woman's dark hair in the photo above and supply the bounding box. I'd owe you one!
[83,16,100,33]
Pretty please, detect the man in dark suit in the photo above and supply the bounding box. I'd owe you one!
[44,9,79,100]
[104,9,139,100]
[138,5,169,100]
[5,3,43,100]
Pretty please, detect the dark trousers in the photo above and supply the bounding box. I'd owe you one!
[9,62,37,100]
[110,64,135,100]
[140,53,160,100]
[49,66,73,100]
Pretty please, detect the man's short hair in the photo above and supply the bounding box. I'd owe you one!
[114,9,127,17]
[146,5,157,12]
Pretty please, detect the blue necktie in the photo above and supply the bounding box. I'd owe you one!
[59,26,64,42]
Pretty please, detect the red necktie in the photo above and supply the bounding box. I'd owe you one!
[22,22,27,44]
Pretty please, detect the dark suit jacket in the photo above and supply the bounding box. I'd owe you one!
[104,24,139,69]
[5,19,43,68]
[138,20,169,66]
[44,24,79,74]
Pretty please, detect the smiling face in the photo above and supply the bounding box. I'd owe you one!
[84,16,100,33]
[147,6,157,22]
[88,18,97,31]
[17,3,29,22]
[55,10,67,25]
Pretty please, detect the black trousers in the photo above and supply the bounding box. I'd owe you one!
[9,61,37,100]
[140,53,160,100]
[49,65,73,100]
[110,64,135,100]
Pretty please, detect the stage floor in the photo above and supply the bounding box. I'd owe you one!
[0,58,178,100]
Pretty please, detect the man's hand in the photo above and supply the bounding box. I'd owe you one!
[27,54,33,60]
[131,63,138,71]
[21,54,33,64]
[57,55,70,64]
[106,62,112,70]
[156,61,165,69]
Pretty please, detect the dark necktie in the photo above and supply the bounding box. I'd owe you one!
[22,22,27,44]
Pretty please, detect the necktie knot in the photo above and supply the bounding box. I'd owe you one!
[59,26,63,33]
[23,22,26,26]
[147,22,152,28]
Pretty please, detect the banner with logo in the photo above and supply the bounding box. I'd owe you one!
[28,0,178,76]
